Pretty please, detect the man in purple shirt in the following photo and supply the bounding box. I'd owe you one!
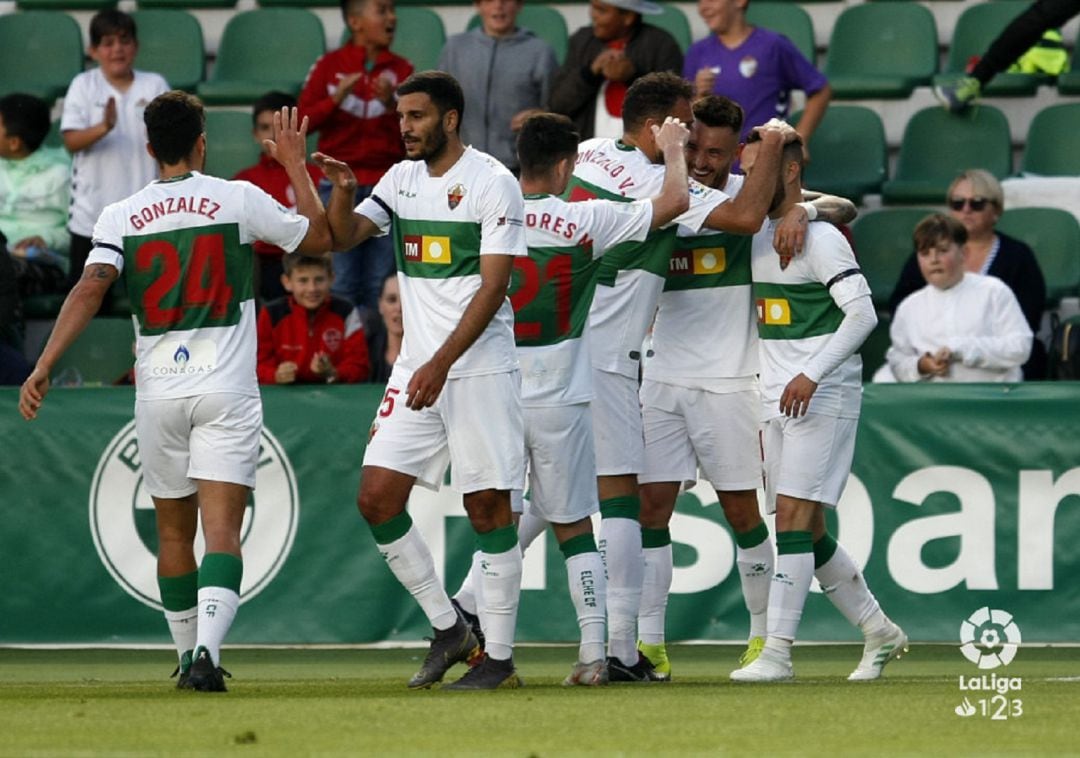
[685,0,830,157]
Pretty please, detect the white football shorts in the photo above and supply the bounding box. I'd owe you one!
[363,365,526,493]
[639,380,762,491]
[524,402,600,524]
[762,412,859,512]
[135,392,262,498]
[590,368,644,476]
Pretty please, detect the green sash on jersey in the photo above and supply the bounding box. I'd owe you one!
[752,280,844,340]
[663,233,752,292]
[563,175,676,284]
[123,222,252,337]
[511,244,604,348]
[392,215,482,280]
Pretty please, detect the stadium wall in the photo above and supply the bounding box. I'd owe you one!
[1,383,1078,645]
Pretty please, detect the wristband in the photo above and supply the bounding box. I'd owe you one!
[796,201,818,222]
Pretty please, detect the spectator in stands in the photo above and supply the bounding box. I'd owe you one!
[0,236,32,384]
[936,0,1079,113]
[549,0,682,140]
[234,92,325,304]
[365,272,402,384]
[299,0,412,323]
[884,213,1032,383]
[888,169,1047,379]
[437,0,557,174]
[686,0,830,151]
[61,9,170,304]
[257,254,370,385]
[0,94,70,299]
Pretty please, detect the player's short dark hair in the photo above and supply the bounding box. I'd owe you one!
[692,95,744,134]
[397,71,466,126]
[252,91,297,126]
[517,113,579,180]
[622,72,692,133]
[340,0,373,22]
[0,93,51,153]
[283,253,333,276]
[144,91,205,166]
[914,213,967,252]
[90,9,136,47]
[745,128,805,168]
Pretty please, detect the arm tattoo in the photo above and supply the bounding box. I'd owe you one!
[82,264,115,281]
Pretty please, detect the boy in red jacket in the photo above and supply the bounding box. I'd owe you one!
[298,0,412,320]
[257,255,370,384]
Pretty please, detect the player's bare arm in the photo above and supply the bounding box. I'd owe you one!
[647,117,691,230]
[773,192,858,255]
[264,107,332,254]
[18,263,118,420]
[311,153,381,250]
[405,254,514,411]
[702,126,787,238]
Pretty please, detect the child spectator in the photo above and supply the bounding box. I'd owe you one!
[233,92,325,303]
[298,0,412,319]
[437,0,557,173]
[365,272,402,384]
[686,0,829,149]
[885,214,1032,383]
[257,254,370,384]
[61,10,169,295]
[0,93,70,297]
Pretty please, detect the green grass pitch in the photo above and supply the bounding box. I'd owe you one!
[1,645,1076,756]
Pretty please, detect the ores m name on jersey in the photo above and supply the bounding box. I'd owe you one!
[646,172,757,390]
[86,172,310,400]
[569,138,728,379]
[517,194,652,406]
[751,219,869,420]
[357,147,527,379]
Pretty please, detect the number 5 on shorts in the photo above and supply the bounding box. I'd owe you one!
[379,387,401,418]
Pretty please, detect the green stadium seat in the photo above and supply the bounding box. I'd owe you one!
[202,110,261,181]
[996,207,1080,307]
[1058,26,1080,94]
[259,0,336,6]
[881,106,1012,205]
[50,318,135,387]
[1020,103,1080,177]
[645,4,691,53]
[136,0,236,9]
[131,10,205,92]
[932,1,1041,98]
[850,208,936,309]
[16,0,114,8]
[793,105,886,204]
[389,7,446,72]
[823,3,937,99]
[467,5,569,64]
[44,120,64,149]
[0,12,84,105]
[198,9,325,105]
[746,2,815,63]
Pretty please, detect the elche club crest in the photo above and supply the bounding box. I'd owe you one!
[959,606,1022,669]
[448,183,466,210]
[89,421,299,610]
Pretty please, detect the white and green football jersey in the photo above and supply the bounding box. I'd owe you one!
[645,173,758,390]
[516,193,653,406]
[751,218,870,419]
[568,138,728,379]
[358,147,527,378]
[87,171,309,400]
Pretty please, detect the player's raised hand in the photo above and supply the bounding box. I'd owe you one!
[779,372,818,417]
[312,152,359,192]
[652,115,689,154]
[18,367,50,421]
[774,203,810,262]
[264,106,309,169]
[752,118,799,145]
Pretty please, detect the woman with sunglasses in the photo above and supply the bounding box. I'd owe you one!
[887,169,1047,379]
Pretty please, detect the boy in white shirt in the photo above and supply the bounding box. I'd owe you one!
[886,213,1032,383]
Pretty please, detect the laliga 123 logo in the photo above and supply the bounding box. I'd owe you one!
[89,420,299,610]
[960,606,1022,669]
